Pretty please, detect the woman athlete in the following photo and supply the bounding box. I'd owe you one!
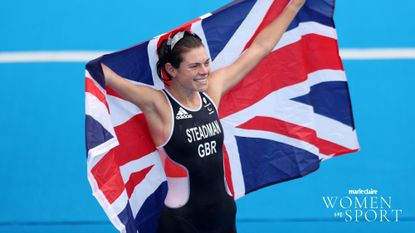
[101,0,305,232]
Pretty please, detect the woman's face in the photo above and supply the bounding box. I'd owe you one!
[171,46,211,92]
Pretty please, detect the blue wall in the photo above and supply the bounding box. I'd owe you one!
[1,0,414,232]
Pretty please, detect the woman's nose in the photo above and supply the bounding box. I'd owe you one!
[199,64,210,75]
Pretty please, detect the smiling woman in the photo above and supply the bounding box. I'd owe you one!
[100,1,306,232]
[156,31,209,89]
[1,0,414,231]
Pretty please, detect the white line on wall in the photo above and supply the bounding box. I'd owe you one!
[340,48,415,60]
[0,51,111,63]
[0,49,415,63]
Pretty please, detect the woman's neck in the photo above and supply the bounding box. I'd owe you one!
[165,84,200,109]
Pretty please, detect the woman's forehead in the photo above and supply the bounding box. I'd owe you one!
[181,46,210,64]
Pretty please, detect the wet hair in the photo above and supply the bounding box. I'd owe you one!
[156,31,204,83]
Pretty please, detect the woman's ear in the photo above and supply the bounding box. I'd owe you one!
[165,63,176,79]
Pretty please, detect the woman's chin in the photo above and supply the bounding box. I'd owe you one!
[194,80,208,92]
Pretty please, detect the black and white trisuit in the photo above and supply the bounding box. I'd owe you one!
[156,89,237,233]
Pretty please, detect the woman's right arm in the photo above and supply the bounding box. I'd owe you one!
[101,63,163,114]
[101,63,171,146]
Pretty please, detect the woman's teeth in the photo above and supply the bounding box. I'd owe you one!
[194,78,207,84]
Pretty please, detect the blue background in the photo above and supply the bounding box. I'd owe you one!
[1,0,414,232]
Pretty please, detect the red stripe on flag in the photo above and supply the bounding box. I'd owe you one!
[237,116,355,156]
[113,113,156,166]
[302,34,345,72]
[106,86,125,100]
[85,78,109,110]
[219,34,343,118]
[91,113,156,203]
[125,165,154,198]
[223,145,235,197]
[91,149,125,204]
[163,155,188,178]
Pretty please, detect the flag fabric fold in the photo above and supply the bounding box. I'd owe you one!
[85,0,359,232]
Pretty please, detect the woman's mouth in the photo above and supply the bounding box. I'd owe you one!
[194,77,208,85]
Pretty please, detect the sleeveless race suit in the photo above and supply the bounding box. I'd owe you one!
[156,89,237,233]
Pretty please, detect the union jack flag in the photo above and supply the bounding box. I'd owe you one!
[85,0,360,232]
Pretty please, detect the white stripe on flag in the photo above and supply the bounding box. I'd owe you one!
[119,152,166,217]
[234,127,331,160]
[221,70,359,151]
[87,138,119,167]
[148,38,165,90]
[222,123,246,199]
[85,92,117,140]
[211,0,273,70]
[273,69,348,100]
[191,18,212,63]
[87,171,127,233]
[85,70,106,94]
[273,21,337,51]
[107,95,142,127]
[89,152,165,232]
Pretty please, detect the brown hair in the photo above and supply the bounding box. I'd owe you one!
[156,31,204,83]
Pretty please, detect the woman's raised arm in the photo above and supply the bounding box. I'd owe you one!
[101,63,165,113]
[207,0,305,105]
[101,63,172,146]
